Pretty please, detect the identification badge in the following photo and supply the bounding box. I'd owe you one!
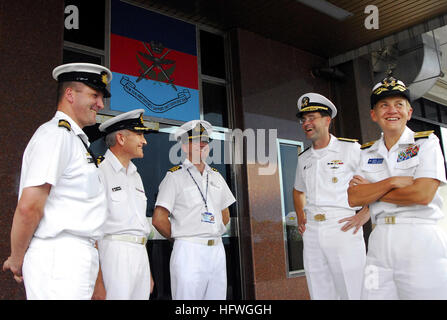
[201,212,215,224]
[368,158,384,164]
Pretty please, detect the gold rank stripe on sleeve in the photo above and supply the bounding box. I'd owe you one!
[58,119,72,131]
[360,140,376,150]
[168,165,182,172]
[337,137,359,143]
[414,130,434,140]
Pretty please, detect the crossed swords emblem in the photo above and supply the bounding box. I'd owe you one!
[136,40,177,91]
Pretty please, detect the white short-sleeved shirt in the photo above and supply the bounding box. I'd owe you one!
[294,134,361,215]
[19,111,107,240]
[357,126,447,223]
[98,149,150,237]
[155,159,236,238]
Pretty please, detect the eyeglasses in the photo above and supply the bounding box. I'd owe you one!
[299,116,323,124]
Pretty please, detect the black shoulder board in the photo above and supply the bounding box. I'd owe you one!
[58,119,71,131]
[337,137,358,143]
[211,167,219,172]
[360,140,376,150]
[168,165,182,172]
[414,130,434,140]
[96,155,105,165]
[299,146,310,156]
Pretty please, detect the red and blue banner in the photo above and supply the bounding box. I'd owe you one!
[110,0,199,121]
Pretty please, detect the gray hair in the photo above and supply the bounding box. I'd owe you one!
[105,130,128,148]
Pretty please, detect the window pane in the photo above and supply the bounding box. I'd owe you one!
[423,99,439,122]
[411,99,423,117]
[200,30,226,79]
[64,0,105,50]
[63,49,103,64]
[202,82,228,127]
[279,142,304,274]
[440,105,447,124]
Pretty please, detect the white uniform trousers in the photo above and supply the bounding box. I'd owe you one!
[303,218,366,300]
[170,239,227,300]
[98,238,151,300]
[22,234,99,300]
[362,223,447,300]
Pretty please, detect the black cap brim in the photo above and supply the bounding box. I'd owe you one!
[85,83,111,98]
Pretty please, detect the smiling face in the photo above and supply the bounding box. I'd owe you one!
[71,83,105,128]
[370,96,412,135]
[182,139,210,165]
[300,111,331,143]
[122,130,147,159]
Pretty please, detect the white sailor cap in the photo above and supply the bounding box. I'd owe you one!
[296,93,337,119]
[174,120,213,143]
[52,63,113,98]
[99,109,152,134]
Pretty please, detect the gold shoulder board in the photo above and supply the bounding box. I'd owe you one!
[58,119,71,131]
[211,167,219,172]
[168,165,182,172]
[414,130,434,140]
[360,140,376,150]
[337,137,359,143]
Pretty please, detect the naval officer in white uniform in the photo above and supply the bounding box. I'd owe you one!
[348,77,447,299]
[152,120,236,300]
[3,63,111,299]
[93,109,154,300]
[293,93,369,300]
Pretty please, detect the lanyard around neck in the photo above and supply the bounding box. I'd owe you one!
[186,167,209,211]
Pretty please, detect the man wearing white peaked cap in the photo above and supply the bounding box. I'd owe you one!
[152,119,236,300]
[3,63,112,299]
[293,92,369,300]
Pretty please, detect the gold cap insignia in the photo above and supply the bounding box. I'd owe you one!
[301,96,310,108]
[101,72,108,85]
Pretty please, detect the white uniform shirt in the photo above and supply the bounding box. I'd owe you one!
[357,126,446,223]
[155,159,236,238]
[19,111,107,240]
[294,134,361,216]
[98,149,150,237]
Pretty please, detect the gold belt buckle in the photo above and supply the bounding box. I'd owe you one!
[314,214,326,222]
[385,216,396,224]
[207,239,215,246]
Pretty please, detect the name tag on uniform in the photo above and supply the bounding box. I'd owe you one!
[303,163,312,170]
[112,186,122,192]
[368,158,384,164]
[201,212,215,224]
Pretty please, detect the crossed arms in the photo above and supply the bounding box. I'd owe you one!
[347,175,440,207]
